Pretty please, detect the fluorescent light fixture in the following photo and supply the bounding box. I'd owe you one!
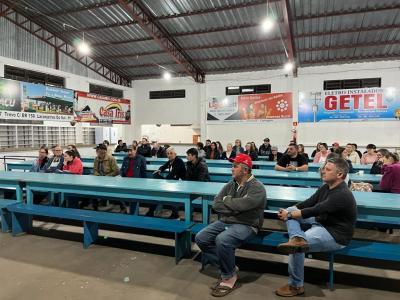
[77,41,91,55]
[261,17,275,32]
[284,62,294,72]
[163,71,172,80]
[227,86,239,90]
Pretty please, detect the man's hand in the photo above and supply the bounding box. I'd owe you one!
[277,208,288,220]
[286,165,296,171]
[153,170,161,174]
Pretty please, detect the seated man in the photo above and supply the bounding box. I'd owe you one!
[92,144,120,210]
[46,144,64,173]
[185,147,210,182]
[275,143,309,172]
[115,139,128,153]
[195,154,267,297]
[137,137,152,157]
[275,156,357,297]
[151,142,167,158]
[152,147,186,218]
[120,145,147,213]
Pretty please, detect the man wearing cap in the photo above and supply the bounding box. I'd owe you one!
[195,154,267,297]
[258,138,272,156]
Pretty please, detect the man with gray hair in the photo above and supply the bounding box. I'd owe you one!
[275,157,357,297]
[195,154,267,297]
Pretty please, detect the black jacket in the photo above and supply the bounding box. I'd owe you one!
[268,152,283,162]
[244,150,258,161]
[370,161,383,174]
[159,157,186,180]
[258,144,272,156]
[186,158,210,182]
[137,144,152,157]
[151,147,167,158]
[115,143,128,152]
[221,151,235,160]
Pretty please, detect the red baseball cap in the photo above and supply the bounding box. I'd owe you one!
[229,153,253,168]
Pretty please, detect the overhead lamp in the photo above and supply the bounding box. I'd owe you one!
[163,71,172,80]
[261,17,275,32]
[77,40,90,56]
[284,61,294,72]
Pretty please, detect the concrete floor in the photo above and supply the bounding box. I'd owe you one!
[0,220,399,300]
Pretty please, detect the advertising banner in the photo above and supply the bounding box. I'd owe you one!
[0,78,74,121]
[298,88,400,122]
[207,92,293,122]
[74,92,131,124]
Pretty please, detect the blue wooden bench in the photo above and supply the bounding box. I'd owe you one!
[191,218,400,290]
[7,203,192,264]
[0,199,18,233]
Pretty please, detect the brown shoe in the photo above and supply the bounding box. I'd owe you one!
[277,237,309,254]
[275,284,305,297]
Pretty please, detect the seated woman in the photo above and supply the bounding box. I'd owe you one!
[231,139,244,158]
[244,142,258,162]
[206,142,221,160]
[313,143,330,163]
[380,152,400,193]
[298,144,309,161]
[30,145,50,173]
[196,142,206,158]
[62,150,83,175]
[370,149,390,174]
[221,143,234,160]
[361,144,378,165]
[268,146,283,162]
[67,144,81,158]
[311,142,321,158]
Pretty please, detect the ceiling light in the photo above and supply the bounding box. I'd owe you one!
[284,62,294,72]
[77,41,91,56]
[163,71,172,80]
[261,17,275,32]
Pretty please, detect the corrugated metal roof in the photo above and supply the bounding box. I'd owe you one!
[2,0,400,81]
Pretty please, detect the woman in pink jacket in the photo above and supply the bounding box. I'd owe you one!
[380,152,400,193]
[313,143,330,163]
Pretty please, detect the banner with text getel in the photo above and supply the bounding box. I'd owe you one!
[0,78,74,121]
[74,92,131,124]
[207,92,293,122]
[298,87,400,122]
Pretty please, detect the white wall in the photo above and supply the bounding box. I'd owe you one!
[130,60,400,153]
[0,55,134,145]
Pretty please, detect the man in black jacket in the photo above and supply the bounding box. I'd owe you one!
[258,138,272,156]
[115,140,128,152]
[152,147,186,218]
[275,156,357,297]
[151,142,167,158]
[137,137,152,157]
[185,148,210,181]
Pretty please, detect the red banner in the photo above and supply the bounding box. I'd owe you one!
[238,92,292,120]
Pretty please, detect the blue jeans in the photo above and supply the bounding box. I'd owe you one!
[195,220,256,280]
[285,206,344,287]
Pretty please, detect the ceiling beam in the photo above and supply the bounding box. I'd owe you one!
[30,0,118,19]
[294,4,400,21]
[115,0,205,82]
[281,0,297,76]
[0,0,131,86]
[298,40,400,52]
[300,53,400,65]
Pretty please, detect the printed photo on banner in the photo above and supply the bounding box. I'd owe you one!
[0,78,74,121]
[74,92,131,125]
[298,87,400,122]
[207,92,293,122]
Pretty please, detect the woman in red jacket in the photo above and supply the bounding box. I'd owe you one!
[62,150,83,175]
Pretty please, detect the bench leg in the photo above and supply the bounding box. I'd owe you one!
[83,221,99,249]
[11,212,32,236]
[328,253,334,291]
[175,231,191,264]
[129,201,139,215]
[0,209,12,232]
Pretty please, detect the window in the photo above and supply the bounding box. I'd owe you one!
[149,89,186,99]
[89,84,124,98]
[4,65,64,87]
[324,78,381,90]
[226,84,271,95]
